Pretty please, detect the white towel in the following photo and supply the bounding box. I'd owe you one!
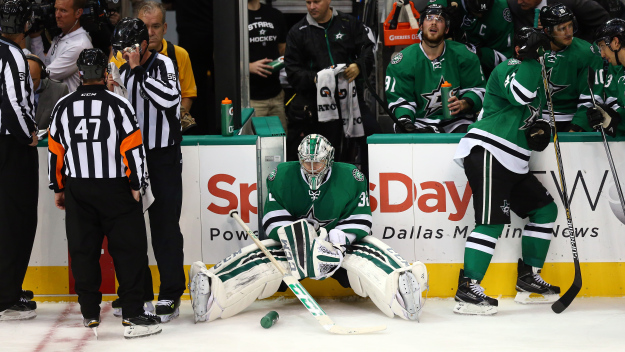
[316,64,364,138]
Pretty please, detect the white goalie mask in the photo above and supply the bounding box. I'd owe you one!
[297,134,334,191]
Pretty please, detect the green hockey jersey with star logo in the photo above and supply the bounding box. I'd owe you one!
[457,0,514,73]
[385,40,485,127]
[541,38,603,123]
[454,58,545,174]
[262,161,372,242]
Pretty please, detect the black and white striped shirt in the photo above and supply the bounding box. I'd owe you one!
[0,36,36,144]
[119,51,181,150]
[47,84,147,192]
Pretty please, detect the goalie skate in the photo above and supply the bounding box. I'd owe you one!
[453,270,498,316]
[397,271,421,321]
[515,259,560,304]
[189,261,212,323]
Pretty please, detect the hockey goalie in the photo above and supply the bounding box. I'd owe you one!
[189,134,428,323]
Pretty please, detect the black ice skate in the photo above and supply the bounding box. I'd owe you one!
[122,311,162,339]
[453,269,498,315]
[155,298,180,323]
[515,259,560,304]
[0,297,37,321]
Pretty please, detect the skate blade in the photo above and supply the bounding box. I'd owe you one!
[124,324,162,339]
[158,308,180,323]
[92,327,98,339]
[0,310,37,321]
[453,302,497,316]
[514,292,559,304]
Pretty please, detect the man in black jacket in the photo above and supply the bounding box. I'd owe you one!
[284,0,375,162]
[508,0,609,42]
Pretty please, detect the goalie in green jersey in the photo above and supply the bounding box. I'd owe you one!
[452,28,561,315]
[188,134,428,323]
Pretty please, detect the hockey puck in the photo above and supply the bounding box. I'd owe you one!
[260,311,279,329]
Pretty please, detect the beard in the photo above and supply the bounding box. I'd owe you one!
[422,28,445,47]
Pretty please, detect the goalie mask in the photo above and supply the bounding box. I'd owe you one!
[298,134,334,191]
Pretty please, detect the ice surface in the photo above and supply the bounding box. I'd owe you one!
[2,297,623,352]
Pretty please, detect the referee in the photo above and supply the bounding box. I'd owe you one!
[0,0,39,321]
[48,48,161,338]
[109,17,184,322]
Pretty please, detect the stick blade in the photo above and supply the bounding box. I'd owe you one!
[327,324,387,335]
[551,260,582,314]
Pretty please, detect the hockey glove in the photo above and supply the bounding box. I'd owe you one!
[517,31,550,61]
[395,116,416,133]
[524,119,551,151]
[587,104,621,137]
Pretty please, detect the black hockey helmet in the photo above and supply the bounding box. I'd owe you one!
[111,17,149,54]
[595,18,625,46]
[514,26,550,50]
[465,0,494,14]
[539,3,578,35]
[77,48,109,80]
[0,0,31,34]
[419,4,451,29]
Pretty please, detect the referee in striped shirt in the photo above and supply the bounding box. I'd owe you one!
[109,17,184,322]
[0,0,39,321]
[48,48,161,337]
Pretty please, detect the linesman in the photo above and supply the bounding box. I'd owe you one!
[0,0,39,322]
[47,48,161,338]
[109,17,184,322]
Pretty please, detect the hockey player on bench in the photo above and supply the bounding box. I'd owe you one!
[189,134,428,323]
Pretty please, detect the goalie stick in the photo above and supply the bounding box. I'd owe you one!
[229,210,387,335]
[539,56,582,314]
[586,67,625,218]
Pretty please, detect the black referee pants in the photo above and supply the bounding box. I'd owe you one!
[144,144,185,301]
[0,136,38,312]
[65,177,148,319]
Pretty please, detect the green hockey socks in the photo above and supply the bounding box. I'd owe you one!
[463,224,504,281]
[521,201,557,268]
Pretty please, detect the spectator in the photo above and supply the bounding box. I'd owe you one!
[29,0,93,92]
[111,1,198,133]
[385,5,486,134]
[25,55,69,130]
[507,0,609,43]
[248,0,288,133]
[284,0,375,162]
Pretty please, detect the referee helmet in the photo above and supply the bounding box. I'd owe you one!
[77,48,109,81]
[0,0,31,35]
[111,17,149,56]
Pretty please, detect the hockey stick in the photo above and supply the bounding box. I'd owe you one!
[229,210,387,335]
[586,67,625,217]
[539,56,582,313]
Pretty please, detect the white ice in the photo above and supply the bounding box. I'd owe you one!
[2,297,623,352]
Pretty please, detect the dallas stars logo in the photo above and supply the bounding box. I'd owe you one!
[301,205,335,231]
[420,76,458,117]
[500,200,510,216]
[259,29,266,35]
[546,68,569,95]
[519,105,541,130]
[335,32,345,40]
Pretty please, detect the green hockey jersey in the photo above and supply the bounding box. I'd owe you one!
[454,58,545,174]
[262,161,372,242]
[385,40,486,129]
[541,38,603,123]
[458,0,514,73]
[571,63,625,136]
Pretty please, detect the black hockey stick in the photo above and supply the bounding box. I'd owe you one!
[586,67,625,217]
[539,56,582,313]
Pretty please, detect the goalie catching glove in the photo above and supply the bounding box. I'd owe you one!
[586,103,621,137]
[524,119,551,151]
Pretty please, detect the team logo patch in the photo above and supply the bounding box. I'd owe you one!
[465,44,477,54]
[391,52,403,65]
[503,8,512,22]
[167,73,177,81]
[500,200,510,216]
[352,169,365,182]
[268,167,277,181]
[140,87,149,100]
[508,58,521,65]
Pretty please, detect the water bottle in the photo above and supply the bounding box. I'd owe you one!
[268,56,285,73]
[221,97,234,137]
[260,311,279,329]
[441,81,452,120]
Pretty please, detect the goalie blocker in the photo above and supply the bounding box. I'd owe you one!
[189,220,428,323]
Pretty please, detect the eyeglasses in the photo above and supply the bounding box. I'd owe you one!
[424,15,444,23]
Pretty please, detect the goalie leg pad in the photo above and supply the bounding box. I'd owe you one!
[192,239,287,322]
[342,236,428,321]
[277,219,318,280]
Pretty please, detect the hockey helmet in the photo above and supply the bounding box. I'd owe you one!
[595,18,625,47]
[111,17,149,55]
[514,26,550,49]
[419,4,451,29]
[77,48,109,80]
[0,0,31,35]
[539,4,577,35]
[298,134,334,191]
[464,0,494,14]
